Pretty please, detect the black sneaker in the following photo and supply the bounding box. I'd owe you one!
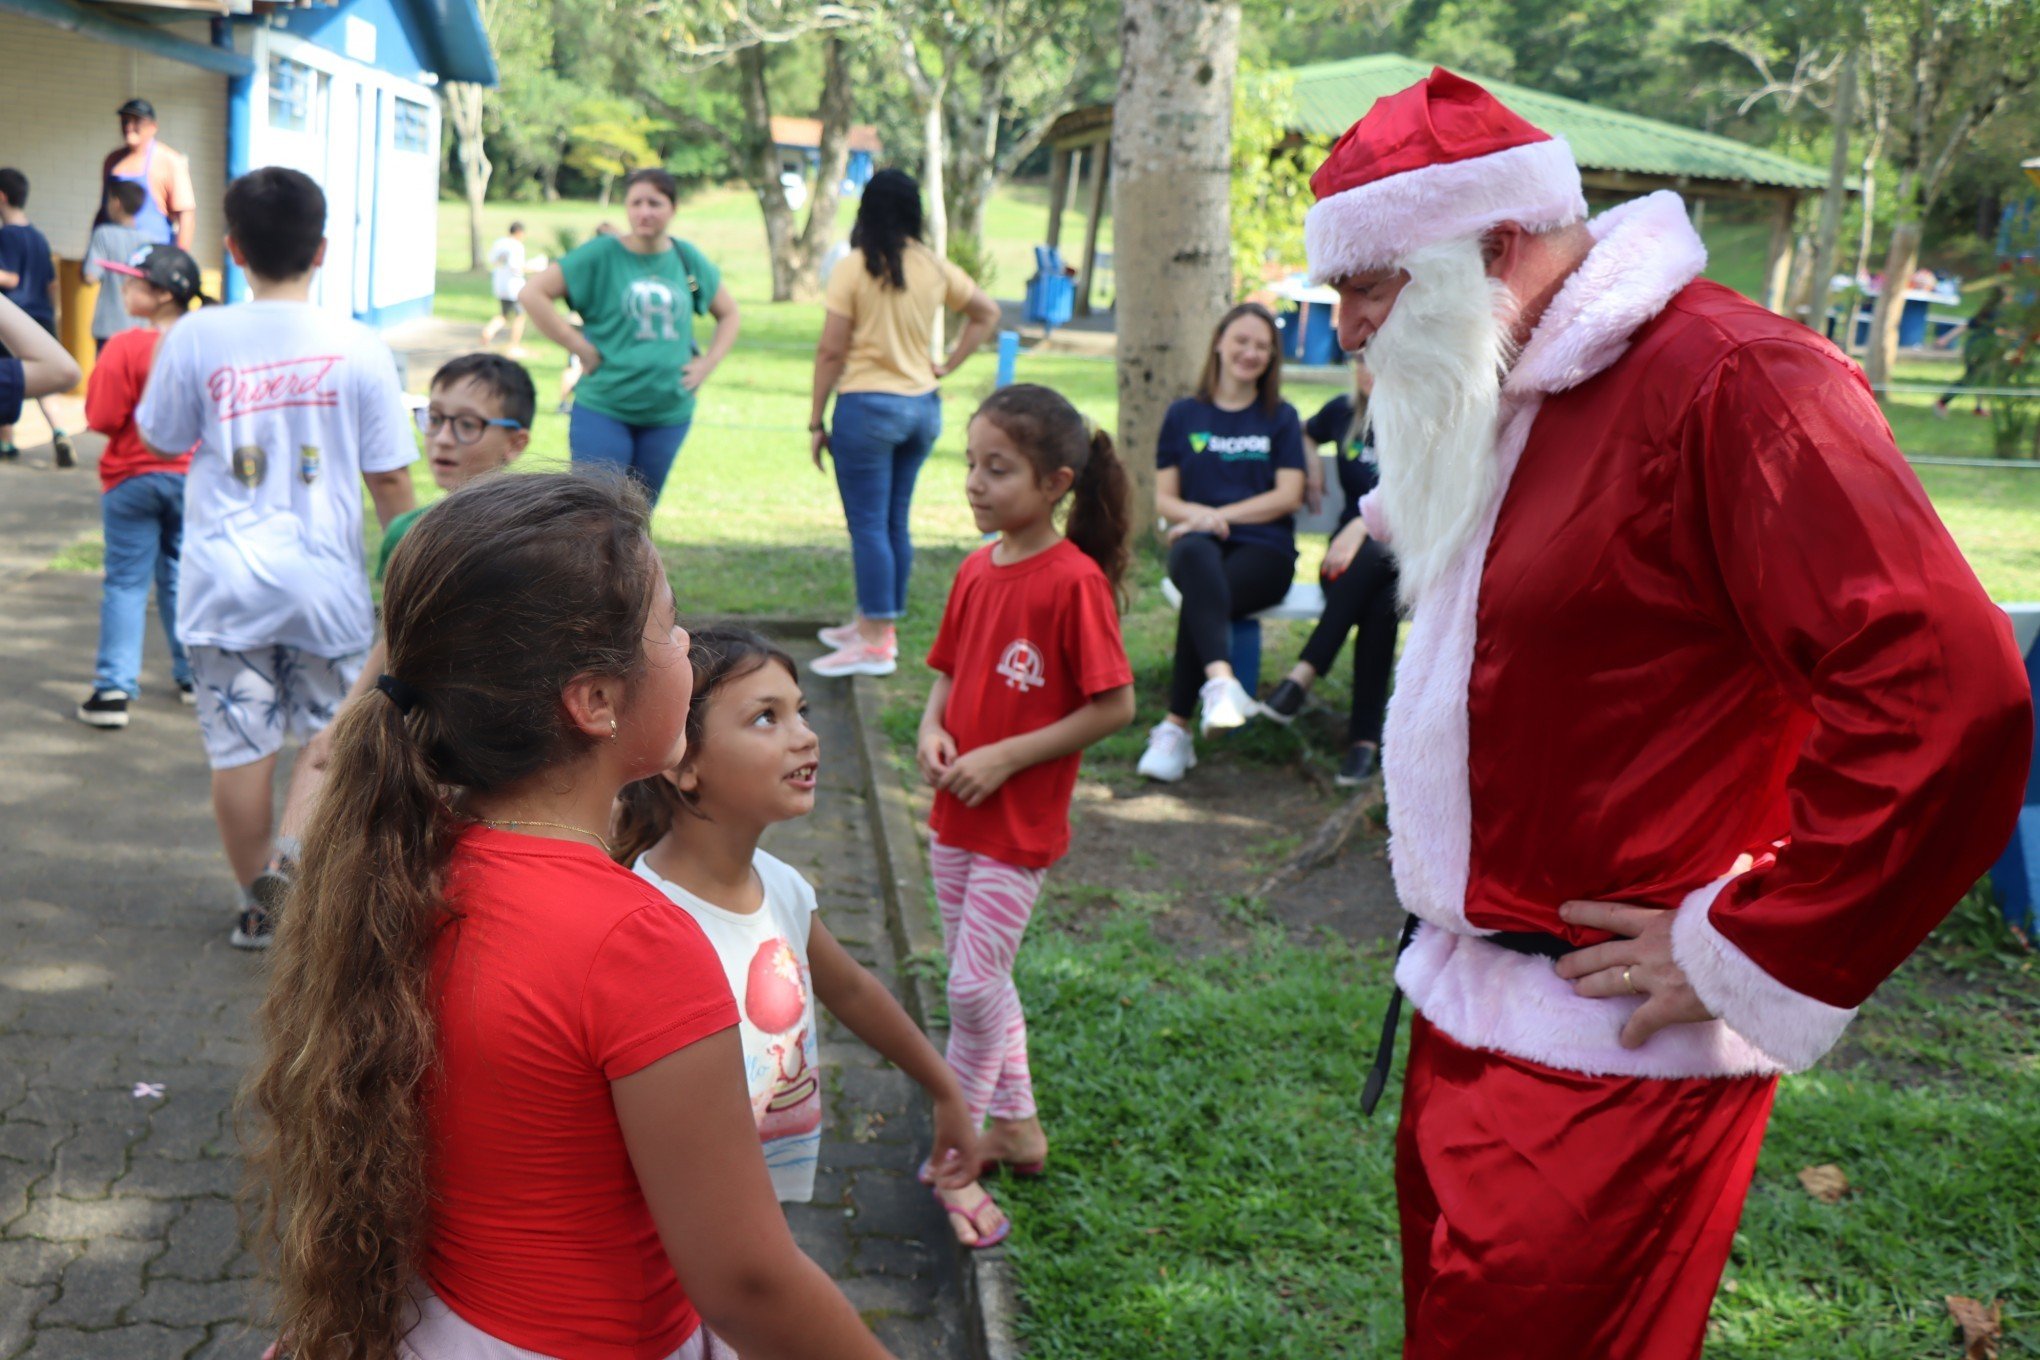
[75,689,131,728]
[0,444,17,461]
[1262,679,1306,726]
[176,679,197,706]
[1335,743,1380,788]
[231,864,292,951]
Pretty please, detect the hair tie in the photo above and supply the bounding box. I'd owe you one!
[376,673,421,715]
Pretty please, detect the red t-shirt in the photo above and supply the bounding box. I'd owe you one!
[926,539,1132,867]
[85,327,192,491]
[423,826,739,1359]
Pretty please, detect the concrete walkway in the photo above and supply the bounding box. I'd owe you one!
[0,447,965,1358]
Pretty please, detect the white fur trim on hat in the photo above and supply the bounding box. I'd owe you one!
[1304,137,1588,284]
[1671,877,1858,1072]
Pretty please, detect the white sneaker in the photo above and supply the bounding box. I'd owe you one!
[809,637,897,678]
[1136,721,1197,782]
[817,621,860,649]
[1198,676,1258,734]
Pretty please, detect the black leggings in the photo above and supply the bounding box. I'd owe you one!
[1296,537,1400,746]
[1167,533,1295,719]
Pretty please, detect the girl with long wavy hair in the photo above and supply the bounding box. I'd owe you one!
[243,472,894,1360]
[807,168,1002,678]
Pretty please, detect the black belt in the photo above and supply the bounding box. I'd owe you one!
[1359,917,1585,1117]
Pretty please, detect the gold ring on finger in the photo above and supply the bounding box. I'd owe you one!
[1622,966,1637,995]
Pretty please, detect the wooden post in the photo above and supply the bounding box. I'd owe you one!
[1045,147,1071,251]
[1763,194,1798,314]
[1075,144,1110,317]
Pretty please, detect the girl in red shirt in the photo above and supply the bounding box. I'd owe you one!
[916,384,1138,1200]
[244,473,895,1360]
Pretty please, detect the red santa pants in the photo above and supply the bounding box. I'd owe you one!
[1396,1016,1777,1360]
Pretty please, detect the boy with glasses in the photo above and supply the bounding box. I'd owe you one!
[295,354,532,812]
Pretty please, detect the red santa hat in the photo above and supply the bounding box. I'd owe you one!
[1304,68,1588,283]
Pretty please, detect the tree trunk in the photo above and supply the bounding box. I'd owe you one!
[1112,0,1241,530]
[597,171,614,208]
[1806,43,1857,339]
[735,43,799,302]
[944,60,1005,265]
[923,76,949,264]
[445,83,491,272]
[1865,178,1921,390]
[790,34,856,300]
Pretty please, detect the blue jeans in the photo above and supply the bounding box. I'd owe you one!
[569,405,692,505]
[95,472,191,695]
[830,391,942,620]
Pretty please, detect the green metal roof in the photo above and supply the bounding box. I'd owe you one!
[1283,54,1828,194]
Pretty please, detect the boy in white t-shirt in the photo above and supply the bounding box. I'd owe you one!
[480,221,531,354]
[137,166,416,949]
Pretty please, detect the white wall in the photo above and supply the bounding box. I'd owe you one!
[0,14,228,270]
[248,28,439,319]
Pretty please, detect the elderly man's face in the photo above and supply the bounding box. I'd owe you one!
[1333,268,1410,354]
[120,116,155,149]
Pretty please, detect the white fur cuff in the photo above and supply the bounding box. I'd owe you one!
[1671,877,1857,1072]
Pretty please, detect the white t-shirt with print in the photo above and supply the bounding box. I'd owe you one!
[137,300,417,656]
[489,235,527,301]
[633,847,824,1203]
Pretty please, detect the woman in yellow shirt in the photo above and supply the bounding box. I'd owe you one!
[808,170,1001,677]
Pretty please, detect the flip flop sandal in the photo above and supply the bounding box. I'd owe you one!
[932,1183,1011,1250]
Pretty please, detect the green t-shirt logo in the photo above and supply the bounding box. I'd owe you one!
[1189,431,1211,453]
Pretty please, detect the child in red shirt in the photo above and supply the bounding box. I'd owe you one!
[916,384,1137,1193]
[74,244,200,729]
[245,474,896,1360]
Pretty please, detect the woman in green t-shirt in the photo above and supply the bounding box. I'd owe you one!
[522,169,740,504]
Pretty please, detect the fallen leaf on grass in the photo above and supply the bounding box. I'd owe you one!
[1946,1296,2001,1359]
[1796,1164,1849,1203]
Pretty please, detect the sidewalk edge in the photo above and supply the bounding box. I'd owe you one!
[845,673,1025,1360]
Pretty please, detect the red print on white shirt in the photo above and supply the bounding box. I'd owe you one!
[206,356,342,420]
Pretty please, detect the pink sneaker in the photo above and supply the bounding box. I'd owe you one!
[817,621,860,649]
[809,635,897,678]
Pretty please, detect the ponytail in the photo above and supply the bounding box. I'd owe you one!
[972,384,1132,608]
[1065,426,1132,604]
[243,472,660,1360]
[245,686,451,1359]
[612,775,682,866]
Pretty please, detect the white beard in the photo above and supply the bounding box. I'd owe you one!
[1362,237,1522,608]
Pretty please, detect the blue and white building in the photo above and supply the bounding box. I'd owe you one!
[0,0,495,333]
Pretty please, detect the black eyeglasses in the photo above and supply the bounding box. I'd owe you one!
[415,409,524,445]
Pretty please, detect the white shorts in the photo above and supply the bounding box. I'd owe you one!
[188,643,365,770]
[396,1290,731,1359]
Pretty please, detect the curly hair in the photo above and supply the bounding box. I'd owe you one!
[240,472,660,1359]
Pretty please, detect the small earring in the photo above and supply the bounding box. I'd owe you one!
[609,717,618,740]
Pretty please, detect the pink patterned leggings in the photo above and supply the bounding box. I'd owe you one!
[930,836,1047,1125]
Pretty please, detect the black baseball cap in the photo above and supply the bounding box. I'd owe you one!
[117,98,156,121]
[101,245,207,306]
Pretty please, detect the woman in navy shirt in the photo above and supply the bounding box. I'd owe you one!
[1260,362,1399,787]
[1137,302,1306,783]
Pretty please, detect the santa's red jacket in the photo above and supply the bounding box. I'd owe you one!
[1371,192,2032,1079]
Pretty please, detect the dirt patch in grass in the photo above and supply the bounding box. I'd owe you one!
[904,761,1406,954]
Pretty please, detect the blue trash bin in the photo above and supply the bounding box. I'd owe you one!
[1024,245,1075,329]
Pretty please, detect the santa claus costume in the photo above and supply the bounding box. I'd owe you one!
[1304,71,2033,1358]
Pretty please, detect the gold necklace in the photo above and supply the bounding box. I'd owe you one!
[479,818,614,857]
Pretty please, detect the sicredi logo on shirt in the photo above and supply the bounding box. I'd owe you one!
[1188,430,1272,461]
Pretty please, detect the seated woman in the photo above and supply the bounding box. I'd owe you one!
[1137,302,1306,783]
[1259,361,1398,787]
